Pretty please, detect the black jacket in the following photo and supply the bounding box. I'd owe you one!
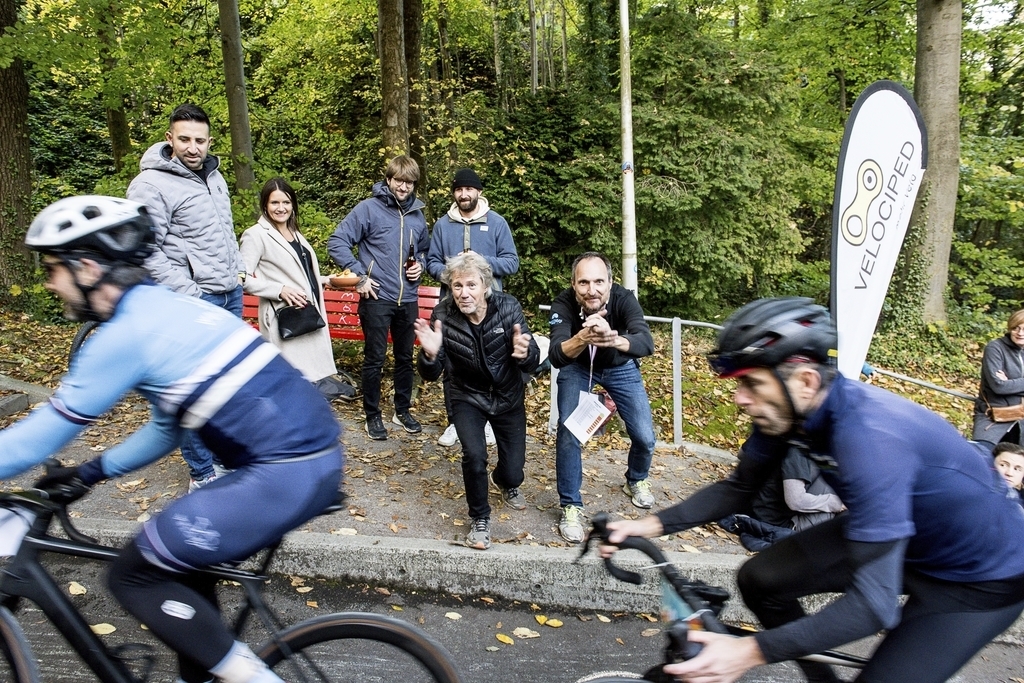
[418,292,540,414]
[547,283,654,370]
[973,334,1024,442]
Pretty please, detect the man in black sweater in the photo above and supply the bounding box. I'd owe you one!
[548,252,657,543]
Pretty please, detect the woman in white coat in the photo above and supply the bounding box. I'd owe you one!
[240,178,348,398]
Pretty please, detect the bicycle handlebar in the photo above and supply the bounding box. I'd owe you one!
[0,460,98,545]
[579,512,730,635]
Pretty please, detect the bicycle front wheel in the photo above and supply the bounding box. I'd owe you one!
[574,673,647,683]
[257,612,462,683]
[0,606,40,683]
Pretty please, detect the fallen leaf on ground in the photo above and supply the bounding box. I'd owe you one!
[479,596,494,604]
[597,614,611,623]
[331,528,358,535]
[445,612,462,620]
[534,615,547,625]
[486,646,499,652]
[639,613,657,622]
[391,605,403,611]
[296,586,313,594]
[68,582,87,595]
[616,638,624,645]
[641,628,661,637]
[545,619,563,628]
[495,633,514,645]
[306,601,318,608]
[513,627,540,639]
[90,623,116,635]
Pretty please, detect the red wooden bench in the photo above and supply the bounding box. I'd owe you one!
[242,286,442,342]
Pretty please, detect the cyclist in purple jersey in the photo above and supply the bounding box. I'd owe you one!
[603,297,1024,683]
[0,196,343,683]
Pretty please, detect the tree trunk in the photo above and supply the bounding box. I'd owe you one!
[560,0,568,88]
[105,106,132,172]
[404,0,423,162]
[217,0,255,193]
[0,0,34,308]
[378,0,409,155]
[96,4,132,173]
[437,0,457,163]
[491,0,505,109]
[914,0,961,324]
[529,0,538,93]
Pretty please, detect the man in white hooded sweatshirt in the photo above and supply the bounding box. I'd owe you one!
[426,168,519,448]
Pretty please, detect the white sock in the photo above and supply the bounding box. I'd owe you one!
[209,641,284,683]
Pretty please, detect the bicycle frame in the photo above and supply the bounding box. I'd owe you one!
[0,494,288,683]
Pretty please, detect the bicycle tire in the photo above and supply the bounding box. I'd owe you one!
[257,612,462,683]
[0,606,40,683]
[68,320,101,367]
[574,673,647,683]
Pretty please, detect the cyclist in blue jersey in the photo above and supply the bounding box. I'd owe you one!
[0,196,343,683]
[604,298,1024,683]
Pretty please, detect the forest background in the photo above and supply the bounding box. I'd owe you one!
[0,0,1021,399]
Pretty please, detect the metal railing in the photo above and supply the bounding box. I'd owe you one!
[538,306,976,447]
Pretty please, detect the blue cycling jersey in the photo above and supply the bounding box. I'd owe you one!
[0,283,340,481]
[745,374,1024,583]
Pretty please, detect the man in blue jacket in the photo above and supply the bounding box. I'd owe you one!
[328,156,429,440]
[605,298,1024,683]
[426,168,519,448]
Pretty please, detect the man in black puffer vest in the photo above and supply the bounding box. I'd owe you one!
[415,252,540,549]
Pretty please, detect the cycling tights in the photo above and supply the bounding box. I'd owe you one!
[108,540,231,683]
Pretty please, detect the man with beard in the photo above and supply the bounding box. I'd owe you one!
[127,103,243,491]
[548,252,657,542]
[426,168,519,448]
[414,252,539,549]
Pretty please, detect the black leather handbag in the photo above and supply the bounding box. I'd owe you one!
[274,302,326,339]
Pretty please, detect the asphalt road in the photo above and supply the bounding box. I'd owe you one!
[5,557,1024,683]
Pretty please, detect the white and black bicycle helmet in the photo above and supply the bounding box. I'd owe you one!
[26,195,155,266]
[708,297,837,378]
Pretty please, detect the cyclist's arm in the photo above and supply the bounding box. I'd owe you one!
[754,538,906,663]
[91,408,182,481]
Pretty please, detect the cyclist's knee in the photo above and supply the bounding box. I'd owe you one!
[107,539,167,599]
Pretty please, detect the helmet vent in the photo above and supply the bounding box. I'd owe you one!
[82,207,101,219]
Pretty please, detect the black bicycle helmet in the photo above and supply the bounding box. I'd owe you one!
[708,297,837,378]
[26,195,155,266]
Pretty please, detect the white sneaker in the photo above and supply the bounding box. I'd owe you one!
[438,423,459,447]
[484,422,496,446]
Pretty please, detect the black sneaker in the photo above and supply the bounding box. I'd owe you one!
[365,415,387,440]
[391,412,422,434]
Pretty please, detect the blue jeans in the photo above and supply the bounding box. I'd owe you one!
[180,286,243,480]
[555,360,656,508]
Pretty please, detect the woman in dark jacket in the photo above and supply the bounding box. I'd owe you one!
[974,308,1024,449]
[415,252,539,550]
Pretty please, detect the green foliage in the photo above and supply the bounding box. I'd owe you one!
[949,242,1024,313]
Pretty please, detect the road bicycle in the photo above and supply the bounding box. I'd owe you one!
[573,513,868,683]
[0,463,464,683]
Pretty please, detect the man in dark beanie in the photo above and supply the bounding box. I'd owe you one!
[427,167,520,448]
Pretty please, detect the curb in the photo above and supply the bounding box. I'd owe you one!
[75,520,1024,644]
[0,373,52,405]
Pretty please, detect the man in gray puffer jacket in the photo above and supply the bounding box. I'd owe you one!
[127,103,243,490]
